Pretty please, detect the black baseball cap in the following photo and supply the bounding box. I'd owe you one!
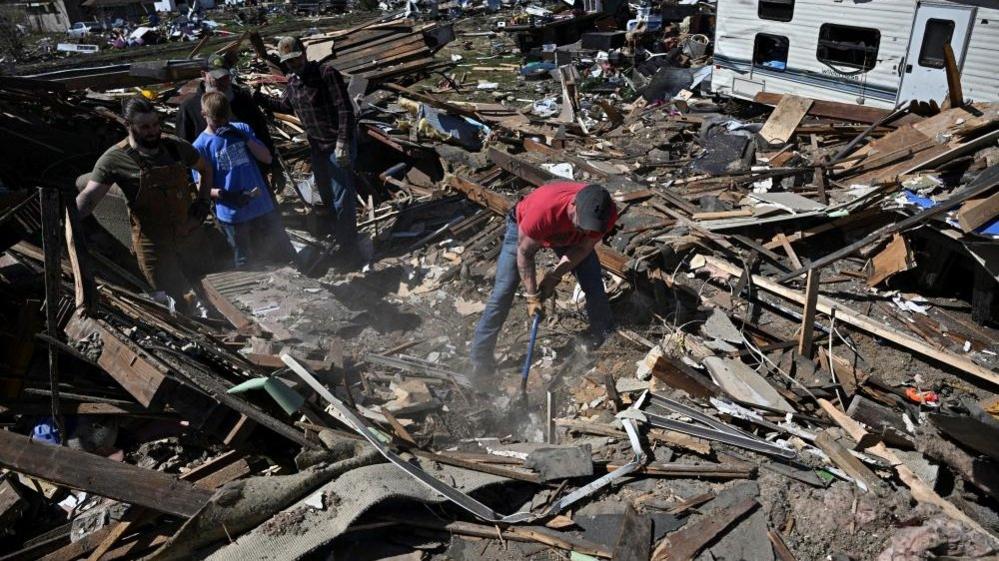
[574,183,613,232]
[205,54,231,79]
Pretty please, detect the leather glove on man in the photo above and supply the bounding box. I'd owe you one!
[526,292,544,319]
[333,140,350,166]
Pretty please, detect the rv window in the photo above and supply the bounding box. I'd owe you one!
[758,0,793,22]
[754,34,789,71]
[816,24,880,72]
[918,19,955,69]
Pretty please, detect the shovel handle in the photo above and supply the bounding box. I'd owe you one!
[521,312,542,388]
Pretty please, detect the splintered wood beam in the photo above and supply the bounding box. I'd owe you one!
[943,43,963,109]
[64,202,97,313]
[488,147,558,187]
[797,269,821,358]
[38,187,64,444]
[813,430,882,495]
[0,429,211,517]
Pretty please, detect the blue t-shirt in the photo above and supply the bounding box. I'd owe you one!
[193,122,274,224]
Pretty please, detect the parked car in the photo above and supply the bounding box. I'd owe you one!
[66,22,105,38]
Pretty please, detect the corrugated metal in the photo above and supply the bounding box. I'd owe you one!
[962,10,999,102]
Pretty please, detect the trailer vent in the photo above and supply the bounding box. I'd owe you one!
[816,24,880,72]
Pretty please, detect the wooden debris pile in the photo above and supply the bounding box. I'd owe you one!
[0,7,998,561]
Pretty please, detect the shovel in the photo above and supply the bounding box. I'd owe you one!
[519,312,542,400]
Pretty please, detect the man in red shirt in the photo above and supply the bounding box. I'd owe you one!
[469,181,618,379]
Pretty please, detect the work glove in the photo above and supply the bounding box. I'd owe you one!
[526,292,544,320]
[538,273,560,301]
[333,140,350,166]
[188,198,211,222]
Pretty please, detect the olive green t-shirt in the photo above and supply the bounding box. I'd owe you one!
[90,135,200,204]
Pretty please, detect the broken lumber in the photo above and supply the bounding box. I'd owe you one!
[0,429,211,517]
[818,399,996,543]
[957,189,999,232]
[797,269,820,358]
[699,255,999,387]
[651,496,758,561]
[813,430,882,495]
[759,95,813,145]
[754,92,892,125]
[777,164,999,283]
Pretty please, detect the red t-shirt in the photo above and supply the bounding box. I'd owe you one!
[516,181,618,248]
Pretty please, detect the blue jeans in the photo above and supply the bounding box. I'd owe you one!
[469,213,614,371]
[219,211,297,268]
[310,143,358,252]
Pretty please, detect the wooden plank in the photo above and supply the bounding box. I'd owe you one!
[703,255,999,386]
[64,203,97,312]
[85,509,149,561]
[867,233,916,287]
[488,147,558,187]
[191,458,253,490]
[199,277,261,334]
[818,347,861,397]
[0,429,211,517]
[692,209,754,221]
[95,322,169,408]
[759,95,814,145]
[754,92,891,125]
[957,189,999,232]
[774,233,803,270]
[651,497,758,561]
[814,430,882,494]
[845,395,913,448]
[943,43,963,108]
[797,269,821,358]
[768,529,797,561]
[650,355,721,399]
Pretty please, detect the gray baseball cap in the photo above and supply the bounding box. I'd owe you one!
[277,36,306,63]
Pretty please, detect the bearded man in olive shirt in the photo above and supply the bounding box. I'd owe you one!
[76,96,214,313]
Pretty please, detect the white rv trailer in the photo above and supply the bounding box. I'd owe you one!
[711,0,999,109]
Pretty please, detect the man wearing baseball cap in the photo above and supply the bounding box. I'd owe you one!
[176,54,275,164]
[255,36,359,265]
[469,181,618,380]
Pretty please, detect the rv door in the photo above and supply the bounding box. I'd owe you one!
[897,2,975,104]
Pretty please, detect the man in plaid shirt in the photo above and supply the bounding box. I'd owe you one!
[256,36,360,263]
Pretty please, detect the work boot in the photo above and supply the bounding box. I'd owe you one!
[576,328,614,355]
[467,362,496,393]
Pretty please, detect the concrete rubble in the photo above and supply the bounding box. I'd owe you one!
[0,1,998,560]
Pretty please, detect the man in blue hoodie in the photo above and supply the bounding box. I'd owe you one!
[193,91,296,268]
